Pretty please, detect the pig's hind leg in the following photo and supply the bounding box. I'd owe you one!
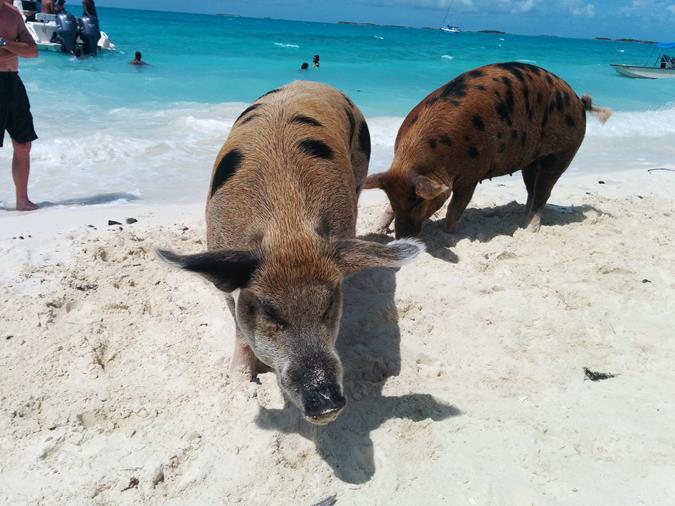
[526,152,575,232]
[521,162,538,213]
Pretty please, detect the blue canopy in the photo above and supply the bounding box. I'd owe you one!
[657,42,675,49]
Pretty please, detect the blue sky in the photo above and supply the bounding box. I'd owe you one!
[96,0,675,40]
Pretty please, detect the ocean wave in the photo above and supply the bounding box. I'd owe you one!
[586,105,675,138]
[274,42,300,48]
[3,101,675,205]
[441,54,455,60]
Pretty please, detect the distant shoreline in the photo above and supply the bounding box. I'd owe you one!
[94,6,661,44]
[595,37,656,44]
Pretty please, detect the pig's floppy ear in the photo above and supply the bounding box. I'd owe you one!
[363,172,389,190]
[413,175,450,200]
[157,249,258,292]
[332,238,425,276]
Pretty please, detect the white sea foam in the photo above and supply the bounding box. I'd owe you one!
[274,42,300,48]
[374,35,384,40]
[441,54,455,60]
[2,102,673,207]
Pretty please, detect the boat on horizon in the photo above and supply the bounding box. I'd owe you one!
[14,0,115,56]
[440,4,461,33]
[441,25,461,34]
[611,42,675,79]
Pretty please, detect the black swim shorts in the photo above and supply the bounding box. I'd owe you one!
[0,72,38,148]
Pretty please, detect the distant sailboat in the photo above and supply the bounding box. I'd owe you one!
[440,4,461,33]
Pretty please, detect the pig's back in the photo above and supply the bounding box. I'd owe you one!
[395,63,587,179]
[206,81,370,250]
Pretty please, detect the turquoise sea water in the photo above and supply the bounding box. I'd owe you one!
[21,7,675,114]
[2,7,675,206]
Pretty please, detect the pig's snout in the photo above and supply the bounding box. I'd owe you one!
[302,385,346,425]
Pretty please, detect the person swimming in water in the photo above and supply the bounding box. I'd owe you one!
[313,54,320,67]
[300,62,308,70]
[129,51,147,65]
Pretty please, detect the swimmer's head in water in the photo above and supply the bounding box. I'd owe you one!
[301,62,309,70]
[135,51,142,61]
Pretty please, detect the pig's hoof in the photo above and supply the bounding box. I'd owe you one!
[230,365,258,383]
[526,218,542,232]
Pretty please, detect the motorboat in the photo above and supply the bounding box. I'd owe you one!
[611,42,675,79]
[14,0,115,55]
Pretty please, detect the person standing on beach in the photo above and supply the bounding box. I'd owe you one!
[0,0,39,211]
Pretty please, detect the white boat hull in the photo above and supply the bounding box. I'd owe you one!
[611,64,675,79]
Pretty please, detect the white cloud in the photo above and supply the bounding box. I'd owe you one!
[571,3,595,16]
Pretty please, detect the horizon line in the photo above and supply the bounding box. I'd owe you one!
[94,4,657,44]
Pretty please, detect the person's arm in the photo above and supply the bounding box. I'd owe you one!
[3,16,38,58]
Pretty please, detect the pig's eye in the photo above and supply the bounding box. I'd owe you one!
[262,304,288,331]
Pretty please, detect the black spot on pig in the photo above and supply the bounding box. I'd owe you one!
[555,91,564,112]
[258,88,281,99]
[236,103,261,124]
[299,139,334,160]
[358,121,371,160]
[292,115,323,127]
[472,115,486,131]
[496,102,512,126]
[211,149,243,197]
[344,107,356,140]
[441,76,468,99]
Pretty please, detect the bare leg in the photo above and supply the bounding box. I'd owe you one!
[527,153,574,232]
[445,182,477,232]
[12,140,37,211]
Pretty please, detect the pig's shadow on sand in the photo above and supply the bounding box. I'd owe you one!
[421,201,605,263]
[254,258,461,484]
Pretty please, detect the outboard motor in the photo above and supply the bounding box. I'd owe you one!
[55,13,78,55]
[78,16,101,57]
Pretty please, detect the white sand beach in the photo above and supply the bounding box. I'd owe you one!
[1,168,675,505]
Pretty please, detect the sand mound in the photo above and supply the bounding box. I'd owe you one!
[1,193,674,504]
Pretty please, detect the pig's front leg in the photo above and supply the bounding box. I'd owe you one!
[445,182,477,233]
[231,334,270,381]
[226,294,270,382]
[375,204,395,233]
